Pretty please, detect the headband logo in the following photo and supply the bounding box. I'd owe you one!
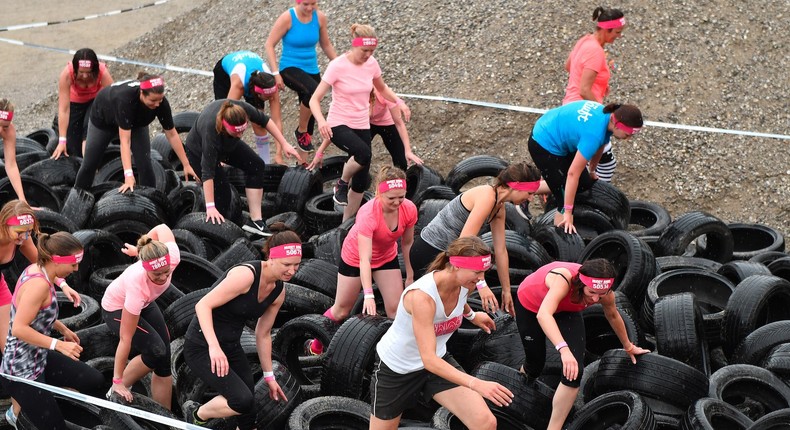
[78,59,92,68]
[0,110,12,121]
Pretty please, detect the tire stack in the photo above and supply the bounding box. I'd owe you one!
[5,135,790,429]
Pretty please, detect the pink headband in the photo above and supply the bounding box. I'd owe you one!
[6,214,34,226]
[139,77,165,90]
[78,59,92,69]
[142,254,171,271]
[223,119,248,134]
[0,110,12,122]
[254,85,278,96]
[597,17,626,29]
[378,179,406,194]
[449,254,492,271]
[614,119,641,135]
[507,181,541,192]
[352,37,378,47]
[269,243,302,259]
[579,273,614,291]
[52,251,84,265]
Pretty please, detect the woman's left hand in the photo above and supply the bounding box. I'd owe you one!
[362,297,377,316]
[478,286,499,313]
[500,292,515,317]
[121,243,139,258]
[399,103,411,122]
[183,163,200,183]
[267,380,288,402]
[62,328,80,344]
[471,312,496,334]
[406,151,423,166]
[283,144,304,164]
[60,283,81,307]
[624,344,650,364]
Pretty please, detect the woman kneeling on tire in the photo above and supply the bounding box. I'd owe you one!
[101,224,181,409]
[184,100,302,236]
[0,232,104,430]
[528,101,643,234]
[306,166,417,355]
[182,223,300,428]
[515,258,649,430]
[370,236,513,430]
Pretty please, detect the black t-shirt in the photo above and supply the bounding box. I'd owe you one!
[184,99,270,181]
[89,80,175,131]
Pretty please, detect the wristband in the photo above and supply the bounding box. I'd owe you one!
[50,338,58,350]
[112,377,123,385]
[271,70,280,76]
[58,137,67,146]
[364,294,375,300]
[468,377,475,390]
[123,169,134,178]
[395,98,404,106]
[205,202,216,209]
[563,204,574,211]
[57,278,68,288]
[475,280,487,291]
[315,151,324,159]
[263,371,275,381]
[464,310,476,321]
[555,341,568,351]
[363,289,374,294]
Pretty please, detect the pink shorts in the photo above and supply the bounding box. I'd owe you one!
[0,275,12,307]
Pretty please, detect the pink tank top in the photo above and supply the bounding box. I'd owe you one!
[68,62,107,103]
[517,261,587,313]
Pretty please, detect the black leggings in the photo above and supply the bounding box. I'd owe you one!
[409,234,444,280]
[2,351,105,430]
[371,123,407,171]
[74,121,155,190]
[212,60,262,109]
[331,125,372,193]
[186,139,266,217]
[183,340,256,430]
[280,67,321,135]
[102,305,172,377]
[528,136,595,212]
[63,100,94,157]
[514,298,586,388]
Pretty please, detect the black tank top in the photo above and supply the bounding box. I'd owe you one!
[185,261,284,347]
[0,246,19,271]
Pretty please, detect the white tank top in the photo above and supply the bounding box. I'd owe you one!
[376,271,468,374]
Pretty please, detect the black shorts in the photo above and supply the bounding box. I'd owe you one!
[338,254,400,278]
[370,354,462,420]
[528,135,595,212]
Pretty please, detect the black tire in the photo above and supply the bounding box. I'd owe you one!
[430,406,531,430]
[71,229,134,292]
[0,175,61,211]
[471,361,554,430]
[578,230,658,309]
[728,223,785,261]
[321,315,392,400]
[166,182,203,224]
[155,285,186,311]
[74,323,121,361]
[642,268,735,346]
[568,390,657,430]
[172,111,199,133]
[289,258,339,298]
[731,320,790,366]
[102,186,172,225]
[748,251,788,266]
[101,392,179,430]
[749,408,790,430]
[653,292,710,375]
[89,180,123,201]
[85,357,148,398]
[717,260,772,286]
[173,212,245,257]
[276,166,323,214]
[60,187,96,230]
[480,230,552,271]
[414,198,451,237]
[307,226,349,266]
[26,127,58,149]
[163,288,211,340]
[767,257,790,283]
[87,264,129,303]
[34,207,79,234]
[211,237,261,272]
[541,206,617,244]
[762,343,790,380]
[286,396,370,430]
[171,228,209,259]
[317,155,348,187]
[583,302,643,365]
[170,252,223,294]
[682,397,753,430]
[656,255,723,273]
[722,275,790,357]
[20,157,82,186]
[593,350,709,411]
[628,200,672,237]
[574,180,631,230]
[445,155,509,193]
[57,292,100,333]
[467,314,526,370]
[90,191,166,231]
[303,192,343,236]
[411,185,457,208]
[272,314,339,386]
[94,157,168,193]
[655,211,734,263]
[277,283,334,328]
[708,364,790,421]
[405,164,444,201]
[531,225,586,262]
[266,211,307,239]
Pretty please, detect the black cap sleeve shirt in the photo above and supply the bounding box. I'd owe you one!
[184,99,270,181]
[89,80,175,131]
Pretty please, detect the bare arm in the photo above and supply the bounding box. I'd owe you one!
[2,124,26,202]
[57,68,72,140]
[226,74,245,101]
[535,269,573,347]
[401,226,415,285]
[264,12,291,89]
[317,11,338,60]
[309,81,332,140]
[578,68,600,102]
[489,211,514,315]
[459,186,496,238]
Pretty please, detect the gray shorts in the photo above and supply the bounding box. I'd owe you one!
[370,354,462,420]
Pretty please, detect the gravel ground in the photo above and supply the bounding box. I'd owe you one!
[11,0,790,237]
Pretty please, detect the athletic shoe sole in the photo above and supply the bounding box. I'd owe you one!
[242,224,274,237]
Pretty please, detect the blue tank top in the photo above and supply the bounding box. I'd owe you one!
[279,8,320,74]
[221,51,265,99]
[532,100,613,161]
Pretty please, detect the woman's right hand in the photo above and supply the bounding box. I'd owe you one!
[317,121,333,141]
[111,382,134,402]
[469,378,514,407]
[118,176,135,193]
[558,211,577,234]
[560,347,579,381]
[306,152,324,171]
[51,144,68,160]
[56,340,83,360]
[205,207,225,224]
[274,74,285,90]
[478,286,500,313]
[362,297,377,316]
[209,344,229,377]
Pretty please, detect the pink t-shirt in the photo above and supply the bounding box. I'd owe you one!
[101,242,181,315]
[341,197,417,268]
[562,34,610,105]
[323,54,382,130]
[369,90,396,126]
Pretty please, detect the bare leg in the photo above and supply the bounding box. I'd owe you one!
[343,190,364,221]
[246,188,264,220]
[369,414,401,430]
[433,386,496,430]
[196,395,238,420]
[372,270,405,318]
[328,274,363,321]
[150,374,173,410]
[547,384,579,430]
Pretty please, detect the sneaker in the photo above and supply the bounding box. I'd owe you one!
[5,408,17,429]
[295,129,314,152]
[183,400,207,426]
[515,201,532,221]
[333,180,349,206]
[242,219,274,237]
[304,338,324,356]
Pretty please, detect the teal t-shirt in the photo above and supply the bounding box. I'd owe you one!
[532,100,612,160]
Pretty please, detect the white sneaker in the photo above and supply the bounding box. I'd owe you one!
[5,408,17,429]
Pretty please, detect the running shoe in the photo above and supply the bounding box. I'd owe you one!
[183,401,207,426]
[295,129,314,152]
[333,180,349,206]
[515,201,532,221]
[242,219,274,237]
[5,408,17,429]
